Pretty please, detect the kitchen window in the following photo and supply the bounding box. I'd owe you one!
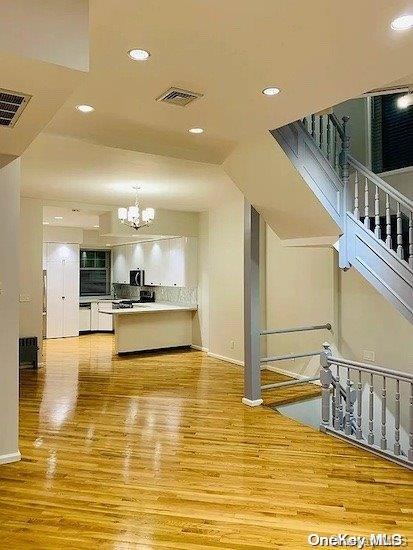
[80,250,111,296]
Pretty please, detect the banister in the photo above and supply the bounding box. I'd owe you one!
[348,155,413,212]
[326,355,413,383]
[260,323,331,336]
[328,113,345,140]
[261,350,321,363]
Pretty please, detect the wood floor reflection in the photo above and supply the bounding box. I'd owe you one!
[0,334,412,549]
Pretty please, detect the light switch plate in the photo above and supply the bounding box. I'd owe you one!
[363,350,375,362]
[19,293,30,303]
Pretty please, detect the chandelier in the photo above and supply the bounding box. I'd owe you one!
[117,187,155,230]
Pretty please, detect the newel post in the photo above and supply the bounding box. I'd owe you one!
[339,115,351,269]
[320,342,333,431]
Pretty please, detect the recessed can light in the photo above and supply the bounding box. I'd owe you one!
[54,216,63,220]
[189,127,204,134]
[76,104,95,113]
[43,221,50,225]
[262,87,281,96]
[128,49,151,61]
[93,225,100,228]
[391,15,413,30]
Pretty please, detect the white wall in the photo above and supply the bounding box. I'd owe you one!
[0,159,20,463]
[20,198,43,353]
[192,211,209,350]
[207,187,244,364]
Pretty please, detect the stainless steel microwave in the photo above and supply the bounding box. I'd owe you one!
[129,269,144,286]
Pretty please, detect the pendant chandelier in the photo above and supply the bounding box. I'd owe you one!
[117,187,155,230]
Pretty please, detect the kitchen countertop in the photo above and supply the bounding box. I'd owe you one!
[79,296,115,304]
[99,302,197,315]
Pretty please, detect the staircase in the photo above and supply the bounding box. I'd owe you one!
[272,113,413,324]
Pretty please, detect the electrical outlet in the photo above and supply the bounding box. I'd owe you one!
[363,350,375,362]
[230,340,235,350]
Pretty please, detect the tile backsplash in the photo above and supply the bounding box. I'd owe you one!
[113,283,197,307]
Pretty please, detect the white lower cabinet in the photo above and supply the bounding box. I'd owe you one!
[79,307,91,331]
[79,302,113,333]
[97,302,113,331]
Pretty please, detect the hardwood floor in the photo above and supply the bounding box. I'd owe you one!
[1,334,412,549]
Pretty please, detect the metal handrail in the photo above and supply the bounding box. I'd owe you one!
[348,155,413,212]
[261,350,321,364]
[327,355,413,383]
[261,323,331,336]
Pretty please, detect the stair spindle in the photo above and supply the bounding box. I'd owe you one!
[409,383,413,462]
[368,373,374,445]
[374,185,381,239]
[311,114,315,138]
[385,194,392,249]
[303,117,308,131]
[333,130,338,170]
[364,177,370,229]
[319,115,324,150]
[334,365,341,430]
[381,376,387,450]
[356,370,362,440]
[396,202,404,260]
[409,212,413,269]
[345,367,352,435]
[354,171,359,220]
[327,116,332,160]
[394,379,401,456]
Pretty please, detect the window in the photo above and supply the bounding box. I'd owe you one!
[79,250,111,296]
[371,93,413,173]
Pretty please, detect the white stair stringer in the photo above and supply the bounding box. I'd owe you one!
[345,212,413,324]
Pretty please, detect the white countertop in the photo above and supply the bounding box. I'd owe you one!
[99,302,197,315]
[79,296,115,304]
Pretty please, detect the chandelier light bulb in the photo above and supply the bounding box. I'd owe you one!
[117,189,155,230]
[118,207,127,221]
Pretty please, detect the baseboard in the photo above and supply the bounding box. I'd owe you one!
[242,397,263,407]
[207,351,244,367]
[0,451,21,465]
[190,344,209,352]
[264,364,320,385]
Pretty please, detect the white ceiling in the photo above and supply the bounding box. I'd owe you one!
[22,133,235,210]
[43,0,413,164]
[43,206,102,229]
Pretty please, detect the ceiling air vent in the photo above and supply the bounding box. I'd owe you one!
[0,88,31,127]
[156,87,203,107]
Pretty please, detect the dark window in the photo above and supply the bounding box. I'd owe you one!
[79,250,111,296]
[371,93,413,173]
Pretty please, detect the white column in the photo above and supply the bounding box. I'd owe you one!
[0,158,21,464]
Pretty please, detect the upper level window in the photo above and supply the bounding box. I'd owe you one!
[371,93,413,173]
[80,250,111,296]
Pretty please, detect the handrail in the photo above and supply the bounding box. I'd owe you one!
[328,113,345,141]
[326,355,413,383]
[260,323,331,336]
[261,350,321,364]
[348,155,413,212]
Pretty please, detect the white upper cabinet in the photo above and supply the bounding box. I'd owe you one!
[112,244,130,284]
[45,242,79,263]
[112,237,197,288]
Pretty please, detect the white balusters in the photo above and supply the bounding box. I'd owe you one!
[320,346,333,429]
[409,212,413,269]
[335,365,341,430]
[319,115,324,150]
[374,186,381,239]
[364,177,370,229]
[385,194,392,249]
[394,379,401,456]
[396,202,404,260]
[327,116,332,161]
[368,373,374,445]
[356,371,362,440]
[345,367,352,435]
[311,114,315,138]
[380,377,387,451]
[354,171,359,220]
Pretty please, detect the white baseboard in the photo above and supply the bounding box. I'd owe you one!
[207,351,244,367]
[0,451,21,465]
[190,344,209,352]
[242,397,263,407]
[264,364,320,385]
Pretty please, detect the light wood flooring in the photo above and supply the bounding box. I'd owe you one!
[0,334,412,549]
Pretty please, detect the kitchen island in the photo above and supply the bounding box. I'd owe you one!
[98,302,197,354]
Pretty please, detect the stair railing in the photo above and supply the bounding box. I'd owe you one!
[348,155,413,268]
[320,345,413,470]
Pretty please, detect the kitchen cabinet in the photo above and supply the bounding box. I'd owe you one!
[79,305,91,331]
[45,243,79,338]
[144,240,170,286]
[97,302,113,331]
[112,244,130,284]
[79,301,113,333]
[129,242,145,270]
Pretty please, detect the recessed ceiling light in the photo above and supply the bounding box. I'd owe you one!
[43,221,50,225]
[262,87,281,96]
[93,225,99,228]
[106,243,111,247]
[189,127,204,134]
[128,49,150,61]
[54,216,63,220]
[391,14,413,30]
[76,104,95,113]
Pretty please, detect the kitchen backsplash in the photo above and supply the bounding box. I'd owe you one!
[113,283,197,307]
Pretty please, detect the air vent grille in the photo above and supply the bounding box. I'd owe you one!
[156,87,203,107]
[0,88,31,127]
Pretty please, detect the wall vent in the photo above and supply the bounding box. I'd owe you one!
[156,87,203,107]
[0,88,31,127]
